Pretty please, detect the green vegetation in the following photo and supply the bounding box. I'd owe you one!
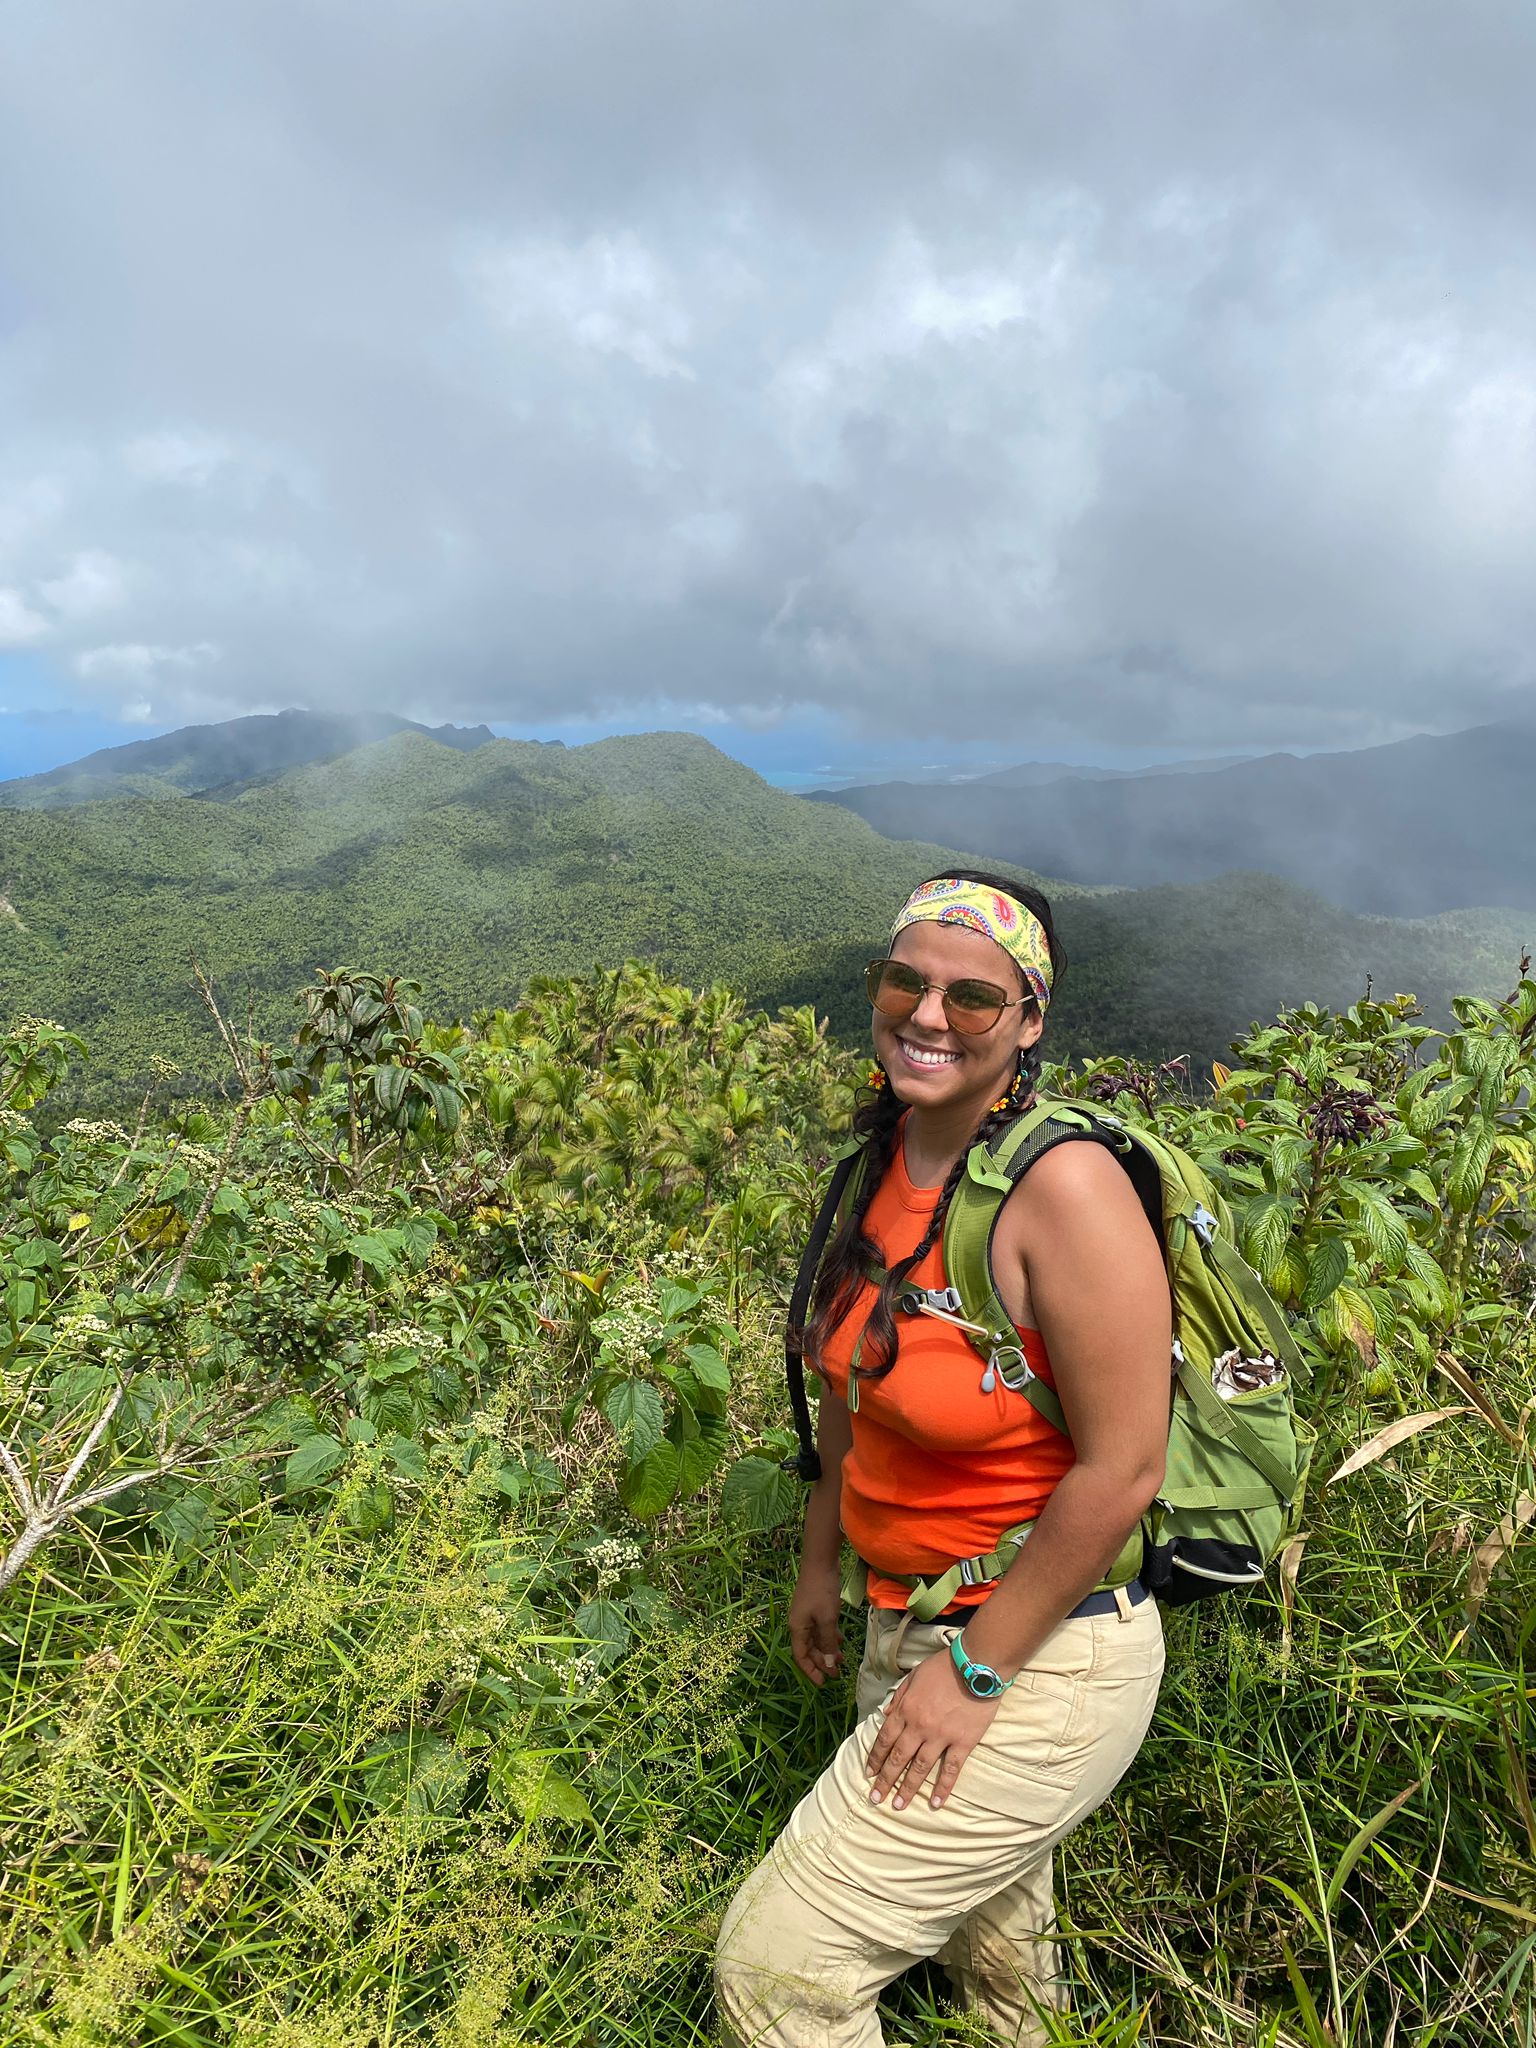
[0,730,1529,1104]
[2,962,1535,2045]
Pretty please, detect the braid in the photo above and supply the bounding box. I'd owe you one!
[839,1049,1037,1386]
[805,1074,903,1372]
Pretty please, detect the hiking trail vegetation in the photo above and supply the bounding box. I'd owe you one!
[2,960,1535,2045]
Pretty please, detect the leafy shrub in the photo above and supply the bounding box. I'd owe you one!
[1,964,1533,2045]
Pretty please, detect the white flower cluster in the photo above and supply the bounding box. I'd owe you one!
[263,1220,313,1252]
[56,1309,112,1338]
[171,1143,222,1175]
[0,1108,30,1135]
[468,1409,505,1440]
[586,1536,643,1592]
[591,1296,666,1371]
[372,1322,446,1357]
[63,1118,130,1145]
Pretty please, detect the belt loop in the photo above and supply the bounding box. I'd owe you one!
[1113,1584,1134,1624]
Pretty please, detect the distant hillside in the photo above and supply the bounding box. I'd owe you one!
[0,725,1528,1098]
[813,717,1536,915]
[0,708,494,808]
[972,752,1251,789]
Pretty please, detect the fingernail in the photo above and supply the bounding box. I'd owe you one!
[869,1789,881,1804]
[893,1797,905,1810]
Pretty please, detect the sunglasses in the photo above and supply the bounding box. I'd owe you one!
[864,958,1027,1036]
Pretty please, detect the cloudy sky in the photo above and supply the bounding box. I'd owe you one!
[2,0,1535,781]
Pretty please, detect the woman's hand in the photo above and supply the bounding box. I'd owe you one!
[788,1562,845,1687]
[865,1648,1000,1810]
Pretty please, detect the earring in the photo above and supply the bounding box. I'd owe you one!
[990,1054,1029,1116]
[866,1062,889,1093]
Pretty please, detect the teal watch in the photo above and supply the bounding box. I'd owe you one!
[949,1631,1014,1700]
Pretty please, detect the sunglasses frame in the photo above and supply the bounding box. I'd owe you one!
[864,957,1027,1036]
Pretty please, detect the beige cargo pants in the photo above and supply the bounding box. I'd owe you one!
[715,1597,1164,2046]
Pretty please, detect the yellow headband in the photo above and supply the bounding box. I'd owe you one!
[890,878,1053,1013]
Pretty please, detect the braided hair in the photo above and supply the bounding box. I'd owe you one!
[805,870,1065,1386]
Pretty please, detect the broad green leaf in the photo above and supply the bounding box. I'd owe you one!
[676,1415,730,1495]
[396,1215,438,1263]
[344,1478,394,1536]
[363,1731,470,1816]
[348,1231,399,1275]
[617,1439,682,1519]
[285,1433,346,1492]
[574,1596,631,1654]
[683,1341,732,1394]
[1339,1180,1409,1266]
[658,1279,705,1324]
[372,1064,407,1115]
[1324,1285,1378,1363]
[1447,1119,1497,1213]
[722,1454,800,1532]
[1241,1195,1294,1282]
[495,1457,524,1500]
[522,1453,565,1499]
[664,1395,700,1444]
[388,1434,429,1481]
[602,1379,665,1461]
[152,1488,213,1551]
[490,1748,595,1827]
[1300,1232,1350,1310]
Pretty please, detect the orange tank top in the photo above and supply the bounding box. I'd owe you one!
[813,1132,1076,1612]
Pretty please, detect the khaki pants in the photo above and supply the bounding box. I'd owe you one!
[715,1597,1164,2046]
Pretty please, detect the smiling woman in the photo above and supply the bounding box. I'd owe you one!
[714,870,1173,2047]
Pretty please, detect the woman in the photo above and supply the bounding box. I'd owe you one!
[715,872,1172,2047]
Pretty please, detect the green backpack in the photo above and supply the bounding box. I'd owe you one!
[784,1096,1315,1618]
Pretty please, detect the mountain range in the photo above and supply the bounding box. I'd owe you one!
[0,708,495,808]
[0,720,1527,1098]
[812,716,1536,916]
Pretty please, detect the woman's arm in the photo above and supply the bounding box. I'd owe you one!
[788,1379,853,1686]
[801,1377,853,1574]
[862,1140,1171,1809]
[957,1139,1171,1681]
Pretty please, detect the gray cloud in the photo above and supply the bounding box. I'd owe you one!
[2,0,1536,751]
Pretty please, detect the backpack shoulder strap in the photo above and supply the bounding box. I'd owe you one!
[942,1096,1139,1442]
[783,1140,865,1482]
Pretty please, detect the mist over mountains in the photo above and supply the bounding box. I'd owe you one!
[0,719,1527,1099]
[814,715,1536,917]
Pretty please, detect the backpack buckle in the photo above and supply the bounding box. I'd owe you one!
[897,1284,965,1317]
[989,1345,1035,1391]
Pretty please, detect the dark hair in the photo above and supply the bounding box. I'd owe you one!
[805,870,1065,1384]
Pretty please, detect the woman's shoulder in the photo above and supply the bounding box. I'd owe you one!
[997,1130,1154,1240]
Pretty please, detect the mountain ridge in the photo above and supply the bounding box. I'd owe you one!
[812,716,1536,915]
[0,726,1526,1097]
[0,707,496,809]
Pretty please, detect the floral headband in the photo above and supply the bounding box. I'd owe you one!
[890,878,1054,1013]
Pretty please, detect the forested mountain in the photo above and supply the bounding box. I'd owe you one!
[813,715,1536,915]
[0,725,1527,1095]
[0,707,494,808]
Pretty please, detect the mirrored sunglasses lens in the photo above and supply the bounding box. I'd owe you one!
[944,982,1005,1032]
[868,961,923,1016]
